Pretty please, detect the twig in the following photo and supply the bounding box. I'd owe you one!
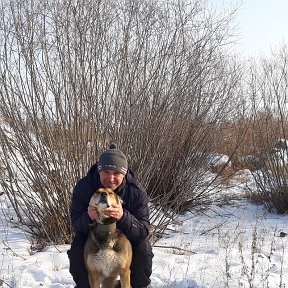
[153,244,196,255]
[0,279,13,288]
[1,240,26,260]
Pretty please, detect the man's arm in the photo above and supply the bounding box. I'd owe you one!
[70,179,94,236]
[117,188,150,244]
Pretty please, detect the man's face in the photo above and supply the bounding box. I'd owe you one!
[99,169,125,190]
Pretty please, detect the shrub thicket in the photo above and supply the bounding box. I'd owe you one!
[0,0,242,244]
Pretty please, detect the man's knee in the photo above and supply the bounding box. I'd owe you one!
[131,238,154,287]
[67,236,89,287]
[132,237,153,259]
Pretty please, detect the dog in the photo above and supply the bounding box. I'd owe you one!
[84,188,132,288]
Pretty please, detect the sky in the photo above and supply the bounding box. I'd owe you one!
[216,0,288,57]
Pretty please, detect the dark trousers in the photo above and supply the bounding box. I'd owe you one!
[67,235,153,288]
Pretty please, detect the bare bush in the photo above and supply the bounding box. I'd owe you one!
[248,45,288,214]
[0,0,241,244]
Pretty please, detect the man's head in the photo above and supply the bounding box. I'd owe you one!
[98,144,127,190]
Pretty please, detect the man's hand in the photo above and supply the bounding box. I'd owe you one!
[105,203,123,220]
[88,206,99,221]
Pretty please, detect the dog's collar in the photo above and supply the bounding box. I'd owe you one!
[95,222,117,233]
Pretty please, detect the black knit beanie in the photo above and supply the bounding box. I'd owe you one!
[97,144,128,175]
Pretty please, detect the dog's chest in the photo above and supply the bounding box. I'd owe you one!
[87,240,124,278]
[94,249,121,277]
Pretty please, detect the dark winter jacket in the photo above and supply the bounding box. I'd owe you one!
[70,164,150,244]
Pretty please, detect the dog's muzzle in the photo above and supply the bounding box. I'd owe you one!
[98,192,110,207]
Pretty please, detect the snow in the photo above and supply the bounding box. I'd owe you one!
[207,153,231,167]
[1,169,288,287]
[153,202,288,287]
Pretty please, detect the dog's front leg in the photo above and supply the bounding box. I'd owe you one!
[88,270,101,288]
[120,268,131,288]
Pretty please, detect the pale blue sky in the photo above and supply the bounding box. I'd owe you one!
[215,0,288,57]
[238,0,288,57]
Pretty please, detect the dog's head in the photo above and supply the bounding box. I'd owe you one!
[89,188,123,224]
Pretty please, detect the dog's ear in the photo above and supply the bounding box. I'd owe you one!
[89,193,98,207]
[117,195,124,205]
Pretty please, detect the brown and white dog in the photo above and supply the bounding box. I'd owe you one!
[84,188,132,288]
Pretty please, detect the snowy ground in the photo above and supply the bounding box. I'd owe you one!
[1,169,288,287]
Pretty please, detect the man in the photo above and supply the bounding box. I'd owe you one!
[67,144,153,288]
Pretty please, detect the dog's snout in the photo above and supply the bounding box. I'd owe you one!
[100,192,108,200]
[99,191,109,206]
